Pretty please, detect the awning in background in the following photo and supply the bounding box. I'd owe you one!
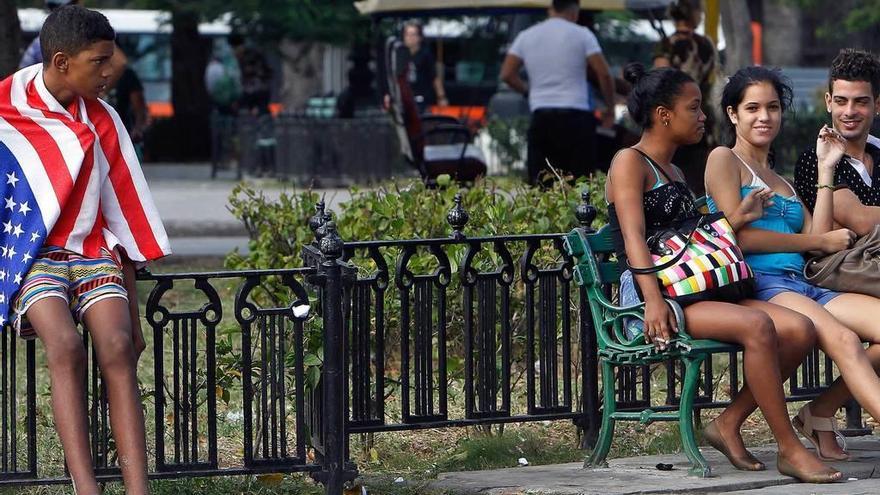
[355,0,675,17]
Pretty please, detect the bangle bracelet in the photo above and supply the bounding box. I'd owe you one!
[816,183,835,190]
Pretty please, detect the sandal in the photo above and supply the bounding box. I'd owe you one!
[792,404,851,461]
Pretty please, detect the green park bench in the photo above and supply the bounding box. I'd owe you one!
[564,224,741,477]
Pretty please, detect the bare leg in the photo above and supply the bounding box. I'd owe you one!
[82,298,150,495]
[803,293,880,458]
[705,300,817,465]
[769,292,880,421]
[27,297,100,495]
[683,301,836,477]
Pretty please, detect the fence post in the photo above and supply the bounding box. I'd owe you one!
[573,191,600,449]
[842,399,870,436]
[310,220,357,494]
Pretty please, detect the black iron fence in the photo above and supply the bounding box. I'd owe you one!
[232,114,400,186]
[0,194,867,493]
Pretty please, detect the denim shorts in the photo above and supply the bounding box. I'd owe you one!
[619,270,644,339]
[753,271,841,306]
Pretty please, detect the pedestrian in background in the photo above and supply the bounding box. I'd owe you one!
[653,0,721,195]
[402,20,449,114]
[501,0,616,185]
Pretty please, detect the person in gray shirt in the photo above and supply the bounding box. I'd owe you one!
[501,0,615,185]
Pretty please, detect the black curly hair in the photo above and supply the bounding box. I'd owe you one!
[40,5,114,64]
[623,62,695,130]
[829,48,880,98]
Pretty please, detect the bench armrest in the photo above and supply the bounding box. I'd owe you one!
[588,290,694,357]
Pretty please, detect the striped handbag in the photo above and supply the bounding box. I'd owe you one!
[629,212,755,305]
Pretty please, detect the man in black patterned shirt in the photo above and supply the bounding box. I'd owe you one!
[794,49,880,236]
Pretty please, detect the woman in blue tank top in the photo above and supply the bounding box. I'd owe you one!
[705,66,880,463]
[608,63,837,482]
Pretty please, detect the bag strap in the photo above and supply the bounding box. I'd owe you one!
[632,147,678,183]
[627,215,708,275]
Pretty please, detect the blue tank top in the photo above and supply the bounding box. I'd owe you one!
[706,155,806,276]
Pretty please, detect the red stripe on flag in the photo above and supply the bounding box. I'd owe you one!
[0,77,76,206]
[81,199,106,257]
[86,100,163,259]
[46,137,95,250]
[26,80,95,161]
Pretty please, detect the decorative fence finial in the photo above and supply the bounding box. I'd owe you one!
[576,190,597,230]
[309,200,327,238]
[447,192,469,240]
[319,221,344,260]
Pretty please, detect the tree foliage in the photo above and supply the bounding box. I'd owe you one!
[137,0,369,44]
[793,0,880,35]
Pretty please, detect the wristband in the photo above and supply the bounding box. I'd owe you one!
[816,183,835,190]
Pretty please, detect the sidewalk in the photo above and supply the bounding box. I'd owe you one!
[429,437,880,494]
[143,163,351,257]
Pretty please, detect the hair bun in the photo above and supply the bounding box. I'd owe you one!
[623,62,646,85]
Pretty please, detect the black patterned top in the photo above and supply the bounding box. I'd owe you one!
[608,154,700,268]
[794,142,880,211]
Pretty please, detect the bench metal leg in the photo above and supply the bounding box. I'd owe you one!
[679,356,711,477]
[586,360,616,468]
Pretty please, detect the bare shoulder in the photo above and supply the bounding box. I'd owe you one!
[705,147,742,175]
[609,148,648,180]
[706,146,737,166]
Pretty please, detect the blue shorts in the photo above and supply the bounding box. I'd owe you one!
[619,270,644,339]
[753,271,841,306]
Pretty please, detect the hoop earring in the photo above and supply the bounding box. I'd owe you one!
[663,120,670,127]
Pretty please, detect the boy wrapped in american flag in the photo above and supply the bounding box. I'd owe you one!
[0,6,170,494]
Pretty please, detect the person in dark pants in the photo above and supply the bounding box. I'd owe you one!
[501,0,615,185]
[526,109,597,180]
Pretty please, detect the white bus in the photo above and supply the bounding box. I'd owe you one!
[17,8,232,118]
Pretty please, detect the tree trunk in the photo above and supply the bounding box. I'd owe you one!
[763,0,802,66]
[279,39,326,111]
[170,9,212,160]
[0,0,22,79]
[720,0,753,73]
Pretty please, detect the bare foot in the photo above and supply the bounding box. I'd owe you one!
[707,414,764,470]
[777,446,842,483]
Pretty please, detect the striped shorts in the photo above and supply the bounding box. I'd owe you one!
[12,246,128,339]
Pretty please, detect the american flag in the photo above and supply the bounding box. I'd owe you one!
[0,65,171,326]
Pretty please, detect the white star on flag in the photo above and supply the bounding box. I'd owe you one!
[5,172,18,187]
[22,253,31,263]
[12,224,23,238]
[0,247,6,259]
[2,221,11,234]
[13,273,22,285]
[0,294,5,304]
[4,196,14,211]
[0,269,6,280]
[29,232,40,243]
[0,315,6,326]
[18,201,30,216]
[7,246,16,259]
